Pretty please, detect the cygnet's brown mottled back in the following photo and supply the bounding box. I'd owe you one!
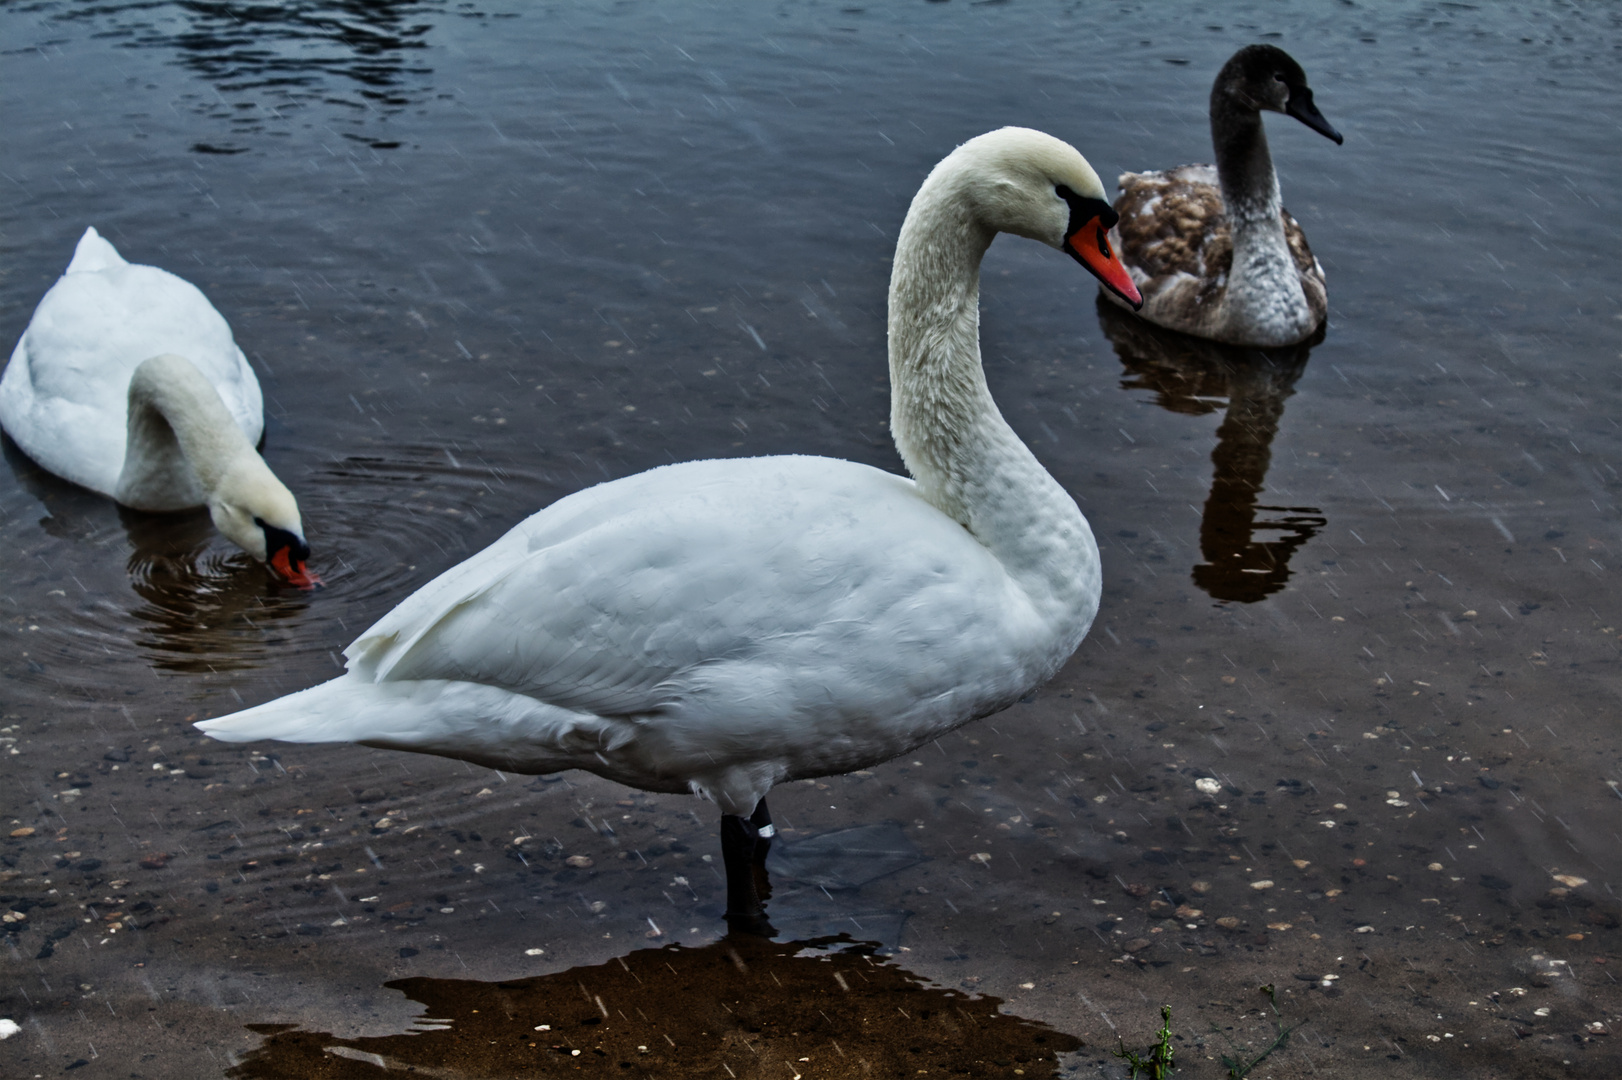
[1107,45,1342,347]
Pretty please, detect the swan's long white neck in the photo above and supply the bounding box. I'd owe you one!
[1211,107,1315,346]
[114,353,266,513]
[887,166,1097,624]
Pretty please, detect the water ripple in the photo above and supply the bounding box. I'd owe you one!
[3,441,531,698]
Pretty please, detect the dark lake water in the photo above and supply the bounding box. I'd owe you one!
[2,1,1619,1076]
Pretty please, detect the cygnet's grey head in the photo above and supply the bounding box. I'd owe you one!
[1214,44,1343,145]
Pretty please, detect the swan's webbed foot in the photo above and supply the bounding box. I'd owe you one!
[721,797,777,937]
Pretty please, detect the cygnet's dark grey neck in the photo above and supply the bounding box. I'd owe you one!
[1208,92,1280,223]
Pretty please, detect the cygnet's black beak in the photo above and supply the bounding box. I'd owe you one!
[1284,86,1343,145]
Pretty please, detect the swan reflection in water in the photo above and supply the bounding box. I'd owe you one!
[1,431,118,546]
[1097,298,1326,603]
[3,433,314,675]
[119,506,315,674]
[228,934,1080,1078]
[75,0,444,150]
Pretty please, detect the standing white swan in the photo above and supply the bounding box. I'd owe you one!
[197,128,1142,925]
[1106,45,1342,346]
[0,227,316,586]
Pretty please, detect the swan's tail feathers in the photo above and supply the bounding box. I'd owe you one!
[195,677,629,776]
[65,227,127,275]
[196,678,380,745]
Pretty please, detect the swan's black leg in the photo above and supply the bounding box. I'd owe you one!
[721,799,777,936]
[720,813,761,916]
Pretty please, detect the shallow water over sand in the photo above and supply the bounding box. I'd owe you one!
[1,1,1620,1076]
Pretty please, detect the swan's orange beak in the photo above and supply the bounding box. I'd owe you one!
[1067,217,1142,310]
[270,546,322,589]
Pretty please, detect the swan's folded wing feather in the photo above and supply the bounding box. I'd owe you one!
[0,309,129,495]
[343,518,543,678]
[1113,165,1230,303]
[214,345,263,444]
[2,256,262,489]
[1281,207,1327,323]
[342,457,1010,720]
[1281,207,1323,282]
[104,264,264,441]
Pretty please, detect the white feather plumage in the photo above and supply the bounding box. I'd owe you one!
[0,227,262,498]
[198,128,1109,820]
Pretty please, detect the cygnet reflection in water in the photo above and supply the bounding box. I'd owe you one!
[120,505,316,674]
[1097,299,1325,603]
[227,934,1080,1079]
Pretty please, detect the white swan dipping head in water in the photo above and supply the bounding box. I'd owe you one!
[0,227,316,586]
[197,127,1141,930]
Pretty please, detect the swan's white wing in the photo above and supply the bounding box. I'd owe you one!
[85,262,262,444]
[0,232,260,496]
[343,455,1039,727]
[0,271,134,495]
